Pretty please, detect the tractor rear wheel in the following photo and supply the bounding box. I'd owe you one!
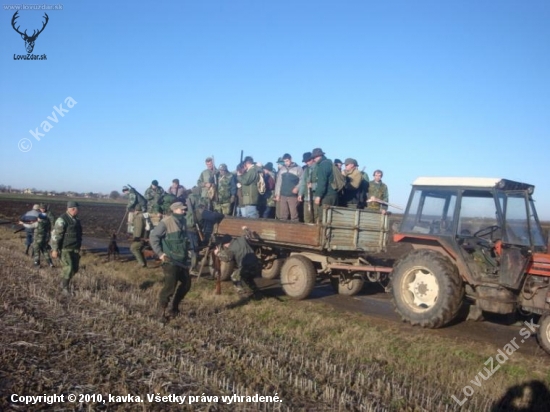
[391,249,464,328]
[281,255,316,300]
[537,314,550,355]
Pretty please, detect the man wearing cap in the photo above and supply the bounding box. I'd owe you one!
[33,212,54,267]
[237,156,260,218]
[215,234,261,295]
[19,204,41,255]
[334,159,343,172]
[367,170,389,214]
[274,153,303,222]
[214,164,237,216]
[130,204,147,267]
[298,152,317,223]
[145,180,166,227]
[38,203,55,232]
[122,185,148,234]
[198,157,218,211]
[311,148,338,221]
[150,201,191,320]
[341,158,368,208]
[51,201,82,295]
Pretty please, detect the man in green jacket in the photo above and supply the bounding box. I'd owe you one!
[150,201,191,321]
[130,204,147,267]
[311,147,338,222]
[51,201,82,295]
[144,179,165,227]
[33,212,54,267]
[216,234,261,295]
[237,156,260,218]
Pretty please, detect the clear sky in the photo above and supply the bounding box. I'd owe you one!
[1,1,549,217]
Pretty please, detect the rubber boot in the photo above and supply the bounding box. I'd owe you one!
[25,245,30,256]
[60,279,70,296]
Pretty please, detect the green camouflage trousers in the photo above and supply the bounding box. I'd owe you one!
[230,264,260,292]
[60,250,80,280]
[215,202,232,215]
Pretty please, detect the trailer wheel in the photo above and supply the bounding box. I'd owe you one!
[208,255,234,281]
[281,255,316,300]
[537,314,550,355]
[391,249,463,328]
[262,258,284,280]
[330,275,364,296]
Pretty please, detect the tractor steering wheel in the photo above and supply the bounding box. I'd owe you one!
[473,225,500,241]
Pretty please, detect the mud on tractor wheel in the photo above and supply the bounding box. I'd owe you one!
[391,249,464,328]
[280,255,316,300]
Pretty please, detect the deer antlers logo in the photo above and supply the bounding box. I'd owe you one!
[11,11,49,53]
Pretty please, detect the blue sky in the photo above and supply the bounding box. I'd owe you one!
[1,1,549,217]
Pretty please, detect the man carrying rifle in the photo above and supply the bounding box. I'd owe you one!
[122,185,148,234]
[367,169,389,215]
[150,201,191,321]
[298,152,317,223]
[214,164,237,216]
[19,204,40,255]
[198,156,218,211]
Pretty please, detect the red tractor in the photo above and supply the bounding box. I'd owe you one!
[392,177,550,353]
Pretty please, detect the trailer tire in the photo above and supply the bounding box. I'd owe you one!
[391,249,463,328]
[537,314,550,355]
[262,258,284,280]
[281,255,316,300]
[208,255,234,281]
[330,275,364,296]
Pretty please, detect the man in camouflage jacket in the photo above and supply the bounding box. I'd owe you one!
[51,201,82,294]
[214,164,237,216]
[33,212,54,267]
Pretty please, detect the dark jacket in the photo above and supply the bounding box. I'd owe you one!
[51,212,82,251]
[314,157,337,200]
[150,214,188,263]
[238,166,259,206]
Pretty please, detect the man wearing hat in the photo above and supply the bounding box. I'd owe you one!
[19,204,41,255]
[334,159,343,172]
[298,152,317,223]
[51,201,82,295]
[237,156,260,218]
[215,234,261,295]
[39,203,55,231]
[150,201,191,320]
[274,153,303,222]
[130,204,147,267]
[145,179,166,227]
[311,148,339,221]
[341,158,368,208]
[214,163,237,216]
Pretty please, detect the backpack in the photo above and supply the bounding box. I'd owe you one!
[265,173,276,191]
[331,164,346,192]
[257,171,266,195]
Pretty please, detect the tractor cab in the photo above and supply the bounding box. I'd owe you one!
[397,177,547,288]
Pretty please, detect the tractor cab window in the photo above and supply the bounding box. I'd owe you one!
[498,192,546,248]
[401,189,457,235]
[458,191,500,240]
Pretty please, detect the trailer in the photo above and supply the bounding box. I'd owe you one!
[216,206,391,299]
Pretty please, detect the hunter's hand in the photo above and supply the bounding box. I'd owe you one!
[160,253,168,262]
[51,250,58,259]
[314,197,321,205]
[297,195,303,202]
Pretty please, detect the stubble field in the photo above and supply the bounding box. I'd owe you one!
[1,197,550,411]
